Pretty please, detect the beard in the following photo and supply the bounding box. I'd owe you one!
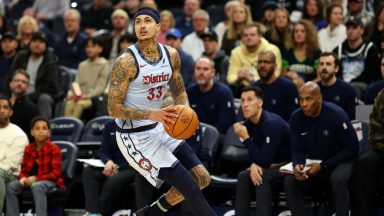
[259,69,274,81]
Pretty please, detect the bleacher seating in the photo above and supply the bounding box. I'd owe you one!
[50,117,84,143]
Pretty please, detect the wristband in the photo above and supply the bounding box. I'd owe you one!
[31,181,37,188]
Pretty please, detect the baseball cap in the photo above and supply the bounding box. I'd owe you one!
[200,30,218,42]
[166,28,182,39]
[262,1,278,11]
[31,32,46,42]
[345,17,363,27]
[1,32,16,41]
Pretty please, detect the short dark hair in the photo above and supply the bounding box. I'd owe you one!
[320,52,340,68]
[241,86,264,100]
[0,94,11,109]
[12,69,30,81]
[30,116,50,130]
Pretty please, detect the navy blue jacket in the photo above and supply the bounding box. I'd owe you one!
[242,110,291,168]
[289,102,359,169]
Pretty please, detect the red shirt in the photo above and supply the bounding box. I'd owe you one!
[19,140,65,189]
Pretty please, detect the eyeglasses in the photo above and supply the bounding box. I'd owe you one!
[12,79,29,84]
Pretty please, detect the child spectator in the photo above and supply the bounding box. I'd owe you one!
[64,36,109,118]
[6,116,64,216]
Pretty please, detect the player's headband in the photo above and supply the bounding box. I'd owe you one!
[133,7,160,24]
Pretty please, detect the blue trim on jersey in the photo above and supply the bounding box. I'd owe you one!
[134,43,164,65]
[126,48,140,81]
[162,44,172,70]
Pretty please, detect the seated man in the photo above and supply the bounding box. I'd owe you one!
[352,89,384,215]
[187,57,237,135]
[6,116,64,216]
[82,119,135,216]
[234,86,291,216]
[284,82,359,216]
[0,96,29,214]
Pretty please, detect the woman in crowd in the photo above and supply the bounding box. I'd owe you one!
[367,2,384,55]
[16,15,39,50]
[264,7,293,56]
[214,0,241,47]
[282,19,321,88]
[221,2,253,55]
[318,4,346,52]
[302,0,327,30]
[157,10,175,44]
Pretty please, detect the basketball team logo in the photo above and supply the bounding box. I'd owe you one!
[180,114,190,125]
[139,158,153,171]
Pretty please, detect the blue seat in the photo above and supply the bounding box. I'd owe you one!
[199,122,220,170]
[211,126,251,188]
[77,116,113,158]
[50,117,84,143]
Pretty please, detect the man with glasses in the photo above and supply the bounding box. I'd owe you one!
[8,70,40,141]
[252,50,298,121]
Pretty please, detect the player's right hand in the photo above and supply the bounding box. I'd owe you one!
[150,106,178,128]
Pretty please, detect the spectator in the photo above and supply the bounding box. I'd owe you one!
[6,116,64,216]
[227,23,282,97]
[16,15,39,50]
[82,119,135,216]
[175,0,201,37]
[333,17,381,98]
[31,0,69,30]
[0,32,18,92]
[252,50,299,121]
[234,86,291,216]
[318,4,347,52]
[22,8,55,48]
[352,89,384,216]
[108,9,129,64]
[214,0,241,47]
[282,19,321,88]
[64,36,109,118]
[260,1,278,33]
[367,2,384,55]
[187,57,237,135]
[181,9,210,61]
[54,9,88,72]
[200,30,229,84]
[302,0,327,30]
[117,33,137,54]
[81,0,114,36]
[364,55,384,104]
[284,81,359,216]
[166,28,195,88]
[317,52,357,120]
[8,70,40,141]
[345,0,373,27]
[0,95,29,214]
[264,7,293,56]
[221,2,253,56]
[157,10,175,45]
[10,31,60,119]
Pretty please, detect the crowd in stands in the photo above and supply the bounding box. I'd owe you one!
[0,0,383,215]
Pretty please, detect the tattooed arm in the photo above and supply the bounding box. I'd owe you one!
[108,52,177,123]
[167,46,189,106]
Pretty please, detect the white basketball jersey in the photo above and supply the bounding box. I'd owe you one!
[116,43,173,129]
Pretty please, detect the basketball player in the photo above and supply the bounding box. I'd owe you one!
[107,7,216,216]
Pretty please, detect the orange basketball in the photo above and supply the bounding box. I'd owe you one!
[165,105,199,140]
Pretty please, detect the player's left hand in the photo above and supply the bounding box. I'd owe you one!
[150,105,178,128]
